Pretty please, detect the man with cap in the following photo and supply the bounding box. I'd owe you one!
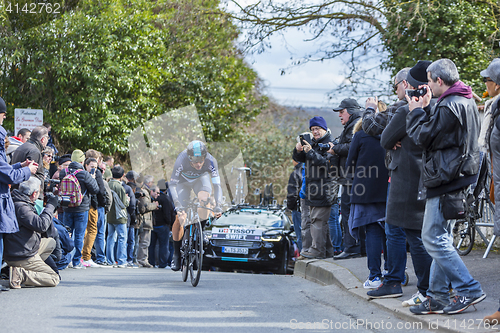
[331,98,364,260]
[367,61,434,302]
[11,125,50,193]
[0,97,38,291]
[293,116,337,259]
[59,149,99,269]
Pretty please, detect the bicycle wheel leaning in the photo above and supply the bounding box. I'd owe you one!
[189,221,203,287]
[453,216,475,256]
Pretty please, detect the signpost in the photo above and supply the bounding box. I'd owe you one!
[14,109,43,134]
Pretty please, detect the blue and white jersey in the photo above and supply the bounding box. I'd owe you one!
[170,150,220,186]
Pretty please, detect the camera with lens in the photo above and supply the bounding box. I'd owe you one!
[44,192,71,208]
[44,178,60,193]
[44,179,71,207]
[406,87,428,98]
[151,197,162,209]
[135,191,146,199]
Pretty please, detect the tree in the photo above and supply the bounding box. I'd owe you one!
[0,0,264,154]
[228,0,500,97]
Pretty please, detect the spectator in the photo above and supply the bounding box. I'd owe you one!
[59,149,99,269]
[42,122,58,156]
[136,175,158,267]
[81,157,107,268]
[106,166,129,268]
[149,180,176,268]
[345,119,389,289]
[482,58,500,324]
[52,218,74,271]
[293,116,336,259]
[41,147,54,180]
[11,125,49,193]
[332,98,365,260]
[286,158,303,251]
[125,170,140,266]
[406,58,485,315]
[3,177,59,288]
[0,97,37,292]
[6,128,31,163]
[52,154,72,181]
[368,62,434,304]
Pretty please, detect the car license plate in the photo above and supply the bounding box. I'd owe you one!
[222,247,248,254]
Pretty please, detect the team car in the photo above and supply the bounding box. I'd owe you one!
[202,204,298,274]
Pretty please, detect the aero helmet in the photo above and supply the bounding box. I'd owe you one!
[187,140,207,163]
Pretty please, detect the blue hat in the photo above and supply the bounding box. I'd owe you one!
[309,116,328,131]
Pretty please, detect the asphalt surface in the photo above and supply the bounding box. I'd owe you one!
[0,266,434,333]
[295,249,500,333]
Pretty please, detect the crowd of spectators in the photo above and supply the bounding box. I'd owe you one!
[0,106,177,290]
[288,58,500,318]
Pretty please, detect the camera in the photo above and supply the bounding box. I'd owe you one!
[317,143,331,151]
[44,192,71,208]
[406,87,428,98]
[44,179,71,207]
[135,191,146,199]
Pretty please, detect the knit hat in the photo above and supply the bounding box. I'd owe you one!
[309,116,328,131]
[71,149,85,164]
[58,154,72,165]
[0,97,6,114]
[480,58,500,85]
[157,178,167,191]
[332,98,362,115]
[112,165,124,178]
[125,170,139,181]
[407,60,432,88]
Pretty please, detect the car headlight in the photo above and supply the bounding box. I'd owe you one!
[261,234,282,242]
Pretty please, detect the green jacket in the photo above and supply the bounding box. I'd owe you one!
[108,179,129,224]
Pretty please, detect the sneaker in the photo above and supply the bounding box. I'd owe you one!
[402,292,426,307]
[95,261,113,268]
[443,294,486,314]
[81,258,91,267]
[410,296,446,315]
[301,251,326,259]
[363,277,382,289]
[72,263,86,269]
[127,263,139,269]
[113,264,127,268]
[83,259,101,268]
[9,267,23,289]
[138,261,153,268]
[367,282,403,298]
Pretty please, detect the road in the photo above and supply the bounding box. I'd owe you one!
[0,268,435,333]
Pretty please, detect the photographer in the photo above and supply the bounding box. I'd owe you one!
[3,177,60,288]
[293,116,336,259]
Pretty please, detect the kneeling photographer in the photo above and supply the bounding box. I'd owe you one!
[293,116,337,259]
[3,177,60,288]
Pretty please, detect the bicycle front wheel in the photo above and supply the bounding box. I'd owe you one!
[181,234,189,282]
[453,216,475,256]
[189,221,203,287]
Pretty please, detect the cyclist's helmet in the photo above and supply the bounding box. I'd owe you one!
[187,140,207,163]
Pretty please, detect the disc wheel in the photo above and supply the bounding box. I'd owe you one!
[189,222,203,287]
[453,217,475,256]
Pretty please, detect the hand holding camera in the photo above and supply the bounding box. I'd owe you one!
[406,85,431,111]
[45,192,60,209]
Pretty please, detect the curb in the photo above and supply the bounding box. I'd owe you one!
[294,259,491,333]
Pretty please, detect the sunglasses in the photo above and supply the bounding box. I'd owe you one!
[393,79,404,91]
[483,77,494,83]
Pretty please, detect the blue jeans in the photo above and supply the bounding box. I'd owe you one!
[384,222,407,284]
[106,223,127,265]
[127,226,135,263]
[64,210,89,266]
[422,197,483,303]
[149,225,170,268]
[341,185,363,254]
[405,228,432,296]
[365,222,387,280]
[291,210,302,251]
[95,207,106,263]
[328,202,342,252]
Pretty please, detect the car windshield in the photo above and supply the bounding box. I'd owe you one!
[213,210,284,228]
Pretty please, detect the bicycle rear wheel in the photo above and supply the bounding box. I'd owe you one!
[189,221,203,287]
[453,216,475,256]
[181,233,189,282]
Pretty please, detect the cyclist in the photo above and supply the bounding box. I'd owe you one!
[169,140,223,271]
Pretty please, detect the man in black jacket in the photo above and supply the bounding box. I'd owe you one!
[59,150,99,269]
[286,158,303,251]
[406,58,485,315]
[149,180,176,268]
[3,177,59,288]
[331,98,364,260]
[11,126,49,192]
[293,116,336,259]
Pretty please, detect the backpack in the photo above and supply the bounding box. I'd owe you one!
[59,168,84,207]
[111,190,128,220]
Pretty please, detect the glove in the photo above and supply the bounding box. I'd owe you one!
[45,192,60,209]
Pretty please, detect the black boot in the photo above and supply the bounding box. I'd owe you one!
[170,240,182,271]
